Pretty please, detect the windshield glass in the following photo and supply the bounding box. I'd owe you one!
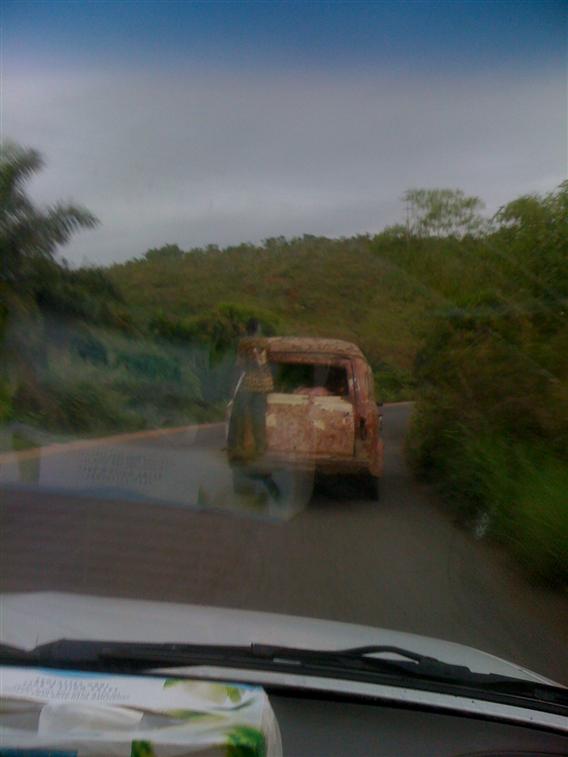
[1,0,567,693]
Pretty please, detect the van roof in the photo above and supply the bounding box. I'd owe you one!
[265,336,365,359]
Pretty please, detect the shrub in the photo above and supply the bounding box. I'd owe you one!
[409,405,568,586]
[116,350,181,382]
[373,364,415,403]
[111,371,202,426]
[513,459,568,586]
[71,332,109,366]
[14,375,141,433]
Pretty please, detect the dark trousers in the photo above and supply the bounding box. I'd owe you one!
[228,389,267,457]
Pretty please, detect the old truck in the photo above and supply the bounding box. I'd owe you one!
[226,337,384,499]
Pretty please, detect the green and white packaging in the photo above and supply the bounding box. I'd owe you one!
[0,666,282,756]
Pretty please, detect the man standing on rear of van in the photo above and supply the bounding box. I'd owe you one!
[229,318,274,460]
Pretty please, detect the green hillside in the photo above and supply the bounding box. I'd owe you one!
[108,235,427,400]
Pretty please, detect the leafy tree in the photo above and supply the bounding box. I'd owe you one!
[0,142,98,423]
[376,223,407,240]
[403,188,486,238]
[493,181,568,307]
[144,243,185,262]
[0,142,98,288]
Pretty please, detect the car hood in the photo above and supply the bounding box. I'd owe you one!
[0,591,556,686]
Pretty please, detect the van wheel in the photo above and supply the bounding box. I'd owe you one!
[362,473,380,501]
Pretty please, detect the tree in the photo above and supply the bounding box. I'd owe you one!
[492,181,568,329]
[144,243,185,262]
[0,142,98,286]
[403,188,486,238]
[0,142,99,422]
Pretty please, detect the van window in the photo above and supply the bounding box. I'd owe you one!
[272,363,349,397]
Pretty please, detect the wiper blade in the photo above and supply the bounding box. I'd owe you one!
[0,640,467,677]
[2,640,566,709]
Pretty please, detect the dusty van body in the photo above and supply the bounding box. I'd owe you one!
[227,337,384,497]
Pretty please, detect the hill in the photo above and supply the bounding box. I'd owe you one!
[108,235,430,401]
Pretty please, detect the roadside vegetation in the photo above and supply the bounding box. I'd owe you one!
[1,141,566,585]
[395,184,568,586]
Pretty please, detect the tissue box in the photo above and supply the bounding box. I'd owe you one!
[0,666,282,756]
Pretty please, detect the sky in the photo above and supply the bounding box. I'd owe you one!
[2,0,567,265]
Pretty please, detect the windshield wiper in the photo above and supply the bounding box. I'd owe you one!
[2,639,471,677]
[1,640,566,711]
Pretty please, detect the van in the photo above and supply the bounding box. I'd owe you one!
[227,337,384,499]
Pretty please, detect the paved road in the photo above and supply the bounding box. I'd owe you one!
[1,404,567,683]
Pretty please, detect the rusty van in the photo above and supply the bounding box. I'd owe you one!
[226,337,384,499]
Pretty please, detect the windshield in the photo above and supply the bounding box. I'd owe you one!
[1,0,567,697]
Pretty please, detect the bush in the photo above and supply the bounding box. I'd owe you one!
[405,184,568,587]
[71,332,109,365]
[50,381,136,432]
[409,406,568,586]
[374,364,415,403]
[513,460,568,586]
[14,375,141,434]
[116,350,181,381]
[111,372,203,427]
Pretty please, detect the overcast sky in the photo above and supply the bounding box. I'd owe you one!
[3,1,567,266]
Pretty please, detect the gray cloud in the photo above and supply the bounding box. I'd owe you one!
[5,65,566,265]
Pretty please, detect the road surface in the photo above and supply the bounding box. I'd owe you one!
[1,404,567,683]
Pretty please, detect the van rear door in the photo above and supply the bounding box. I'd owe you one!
[266,358,355,459]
